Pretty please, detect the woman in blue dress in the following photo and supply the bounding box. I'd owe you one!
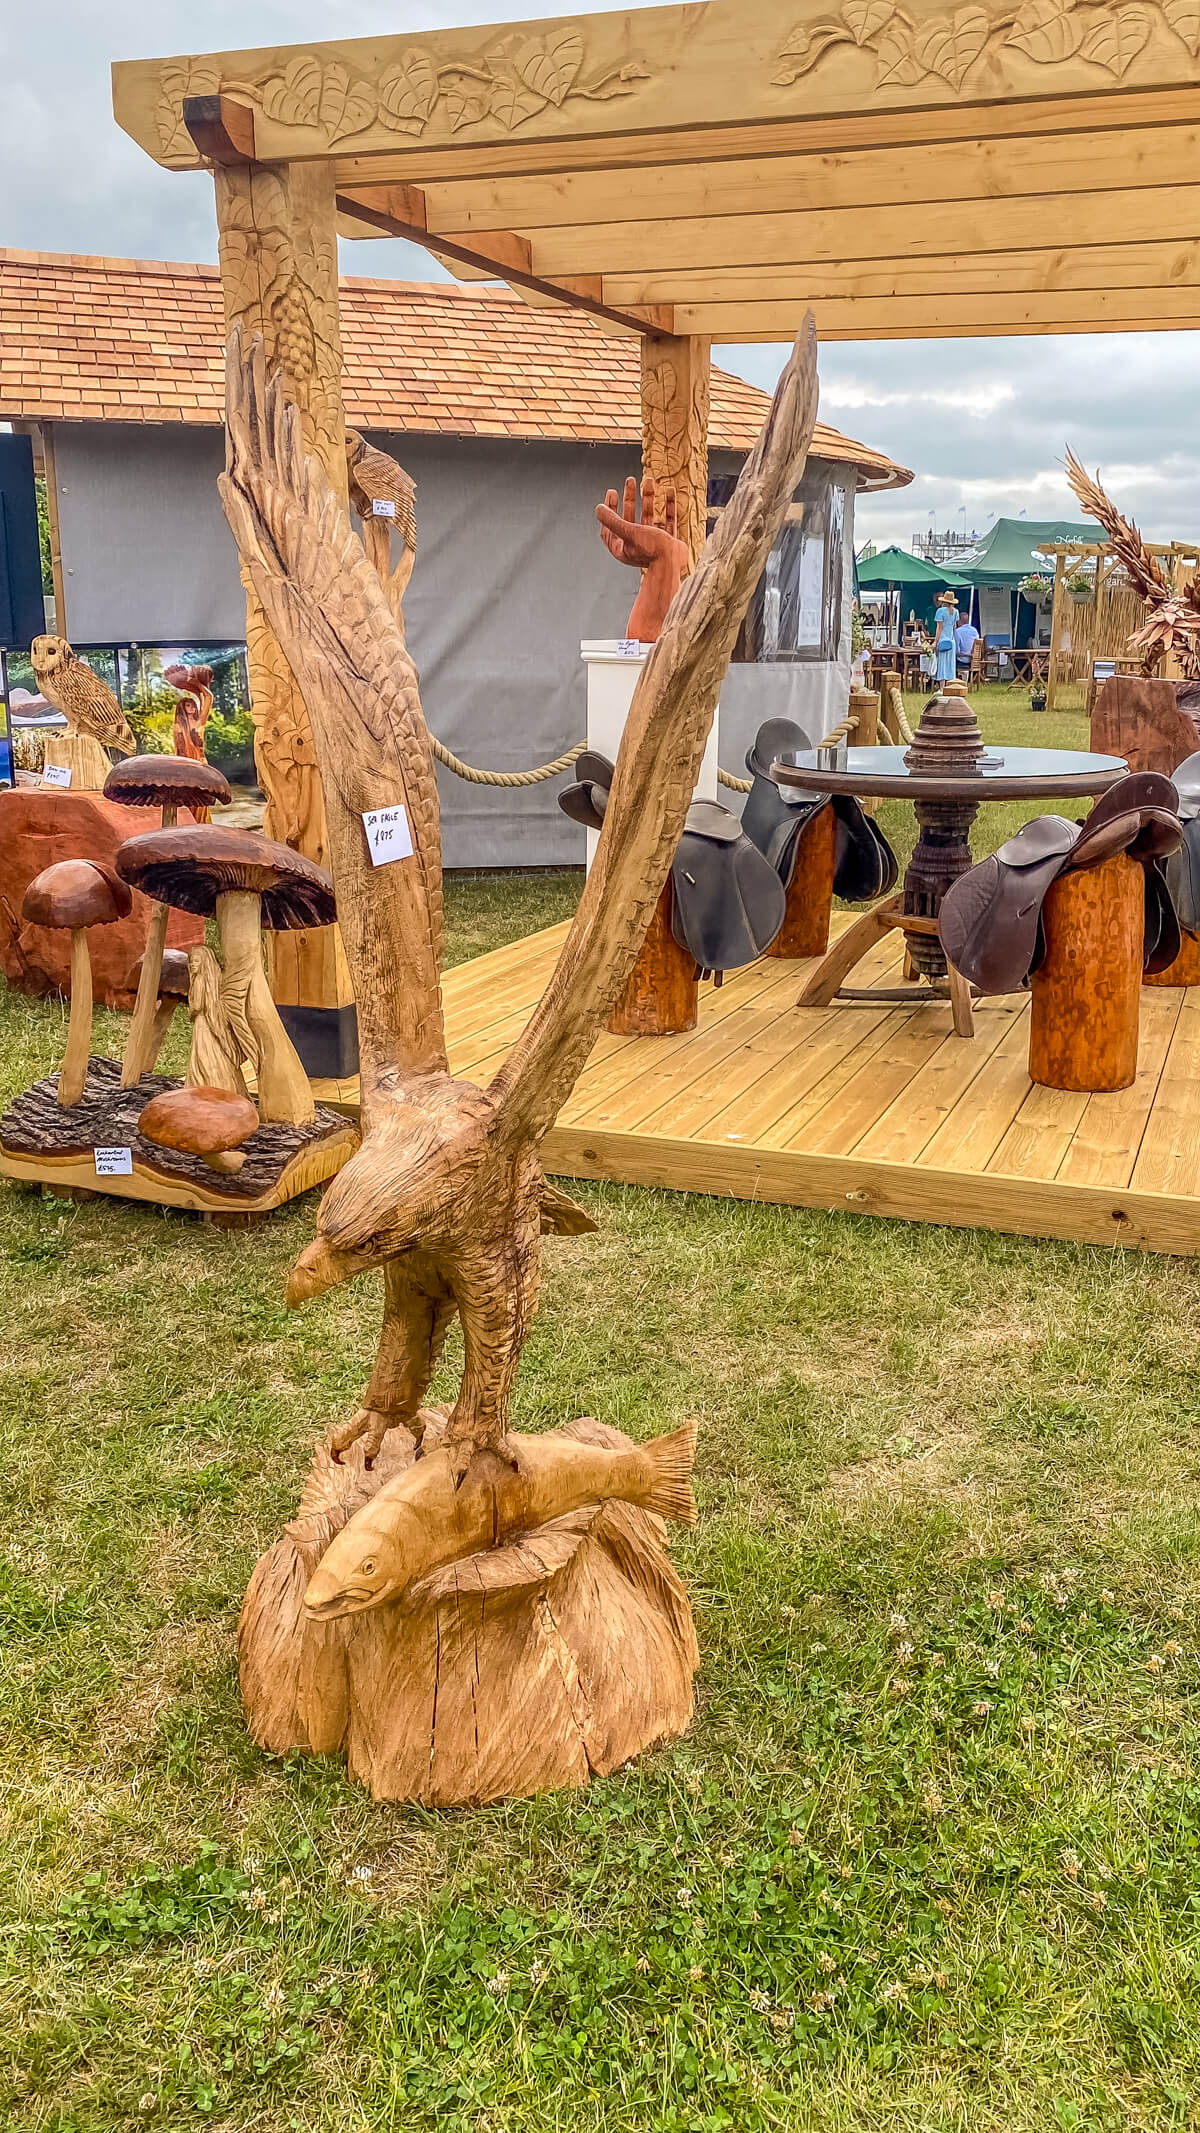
[933,592,958,686]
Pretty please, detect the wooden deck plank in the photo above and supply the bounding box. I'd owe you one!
[1056,985,1182,1189]
[1131,991,1200,1198]
[306,919,1200,1256]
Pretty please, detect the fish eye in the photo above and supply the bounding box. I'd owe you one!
[360,1558,377,1576]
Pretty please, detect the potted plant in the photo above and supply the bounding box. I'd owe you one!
[1019,571,1054,603]
[1065,569,1094,604]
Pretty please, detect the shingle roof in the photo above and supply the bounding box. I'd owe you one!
[0,250,910,487]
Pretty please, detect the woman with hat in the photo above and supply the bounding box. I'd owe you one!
[933,591,959,687]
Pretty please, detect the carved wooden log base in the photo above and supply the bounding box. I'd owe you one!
[902,793,982,978]
[1143,929,1200,987]
[239,1411,699,1807]
[1029,853,1142,1092]
[607,879,699,1036]
[0,1057,357,1208]
[766,803,836,959]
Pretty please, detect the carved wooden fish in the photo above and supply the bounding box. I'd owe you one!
[303,1421,698,1619]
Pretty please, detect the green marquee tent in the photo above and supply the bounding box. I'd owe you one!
[957,518,1104,588]
[856,546,962,592]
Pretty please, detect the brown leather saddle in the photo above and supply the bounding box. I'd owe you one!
[559,752,786,978]
[741,717,899,904]
[939,771,1183,995]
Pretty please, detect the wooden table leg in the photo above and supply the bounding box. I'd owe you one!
[946,959,975,1038]
[796,895,901,1006]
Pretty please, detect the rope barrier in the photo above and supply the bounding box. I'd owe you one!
[429,734,588,787]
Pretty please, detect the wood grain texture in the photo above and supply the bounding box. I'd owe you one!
[239,1412,698,1805]
[1029,854,1143,1093]
[607,880,698,1035]
[766,803,835,959]
[639,332,711,565]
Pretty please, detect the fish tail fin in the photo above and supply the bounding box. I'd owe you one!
[641,1419,699,1526]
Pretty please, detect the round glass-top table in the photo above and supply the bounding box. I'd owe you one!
[771,739,1129,1026]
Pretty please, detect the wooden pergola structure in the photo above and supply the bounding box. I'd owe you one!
[113,0,1200,1065]
[1039,538,1200,711]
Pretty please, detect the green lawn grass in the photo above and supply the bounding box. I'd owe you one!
[7,743,1200,2132]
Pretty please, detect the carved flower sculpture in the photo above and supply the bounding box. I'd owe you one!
[773,0,1199,93]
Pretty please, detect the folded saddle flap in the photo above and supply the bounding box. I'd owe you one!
[671,802,786,975]
[940,815,1081,995]
[1145,856,1182,975]
[1167,816,1200,936]
[1171,749,1200,822]
[832,795,898,902]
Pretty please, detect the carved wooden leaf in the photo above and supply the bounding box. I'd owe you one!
[1078,1,1154,72]
[1005,0,1084,65]
[773,24,854,81]
[874,20,928,83]
[158,59,221,155]
[914,6,991,87]
[317,61,377,141]
[1162,0,1200,52]
[515,30,585,104]
[260,55,323,126]
[578,62,654,98]
[379,51,438,132]
[843,0,896,43]
[488,69,548,129]
[441,70,494,131]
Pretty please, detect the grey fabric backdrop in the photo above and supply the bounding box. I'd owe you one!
[53,424,854,866]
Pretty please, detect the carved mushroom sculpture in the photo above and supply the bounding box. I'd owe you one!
[139,1085,260,1177]
[21,860,133,1105]
[104,755,233,1088]
[115,828,336,1126]
[125,946,191,1080]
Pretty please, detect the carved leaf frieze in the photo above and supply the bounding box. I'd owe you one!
[773,0,1187,91]
[158,32,651,156]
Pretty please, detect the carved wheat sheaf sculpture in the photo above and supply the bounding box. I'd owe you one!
[220,318,819,1801]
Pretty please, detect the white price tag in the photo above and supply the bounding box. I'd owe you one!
[362,804,414,867]
[617,638,644,658]
[371,499,397,519]
[42,763,72,788]
[95,1146,133,1176]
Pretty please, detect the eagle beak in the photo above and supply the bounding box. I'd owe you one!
[286,1236,355,1306]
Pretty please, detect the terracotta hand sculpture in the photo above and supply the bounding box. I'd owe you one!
[596,474,692,644]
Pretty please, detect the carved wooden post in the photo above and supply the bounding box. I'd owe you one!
[612,332,713,1037]
[213,159,357,1077]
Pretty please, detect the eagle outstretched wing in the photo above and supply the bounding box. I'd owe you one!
[219,327,446,1106]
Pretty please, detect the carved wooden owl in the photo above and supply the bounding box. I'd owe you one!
[31,636,137,755]
[345,431,417,556]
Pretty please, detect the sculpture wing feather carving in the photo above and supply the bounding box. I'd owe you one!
[487,318,820,1148]
[219,326,447,1099]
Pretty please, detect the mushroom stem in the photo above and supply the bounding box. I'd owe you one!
[216,890,315,1126]
[146,995,181,1075]
[59,928,93,1106]
[202,1148,246,1175]
[186,946,249,1096]
[119,803,178,1088]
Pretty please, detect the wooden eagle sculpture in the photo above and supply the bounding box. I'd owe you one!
[219,321,819,1486]
[32,635,138,755]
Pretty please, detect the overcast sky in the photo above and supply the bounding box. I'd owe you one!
[5,0,1197,554]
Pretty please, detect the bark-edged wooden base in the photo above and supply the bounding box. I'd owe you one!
[1029,854,1142,1092]
[607,880,699,1037]
[239,1411,699,1805]
[766,803,836,959]
[0,1057,358,1213]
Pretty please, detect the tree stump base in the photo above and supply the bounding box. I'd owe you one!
[1143,929,1200,987]
[766,803,836,959]
[0,1058,357,1214]
[239,1411,699,1806]
[1029,853,1142,1093]
[607,879,698,1037]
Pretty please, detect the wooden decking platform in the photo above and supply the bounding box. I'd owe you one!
[313,920,1200,1255]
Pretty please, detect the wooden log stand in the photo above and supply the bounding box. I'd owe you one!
[1029,852,1142,1092]
[766,802,836,959]
[607,878,698,1035]
[1144,930,1200,987]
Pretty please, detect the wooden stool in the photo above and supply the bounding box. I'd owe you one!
[607,878,698,1036]
[1029,852,1142,1092]
[1143,930,1200,987]
[766,802,836,959]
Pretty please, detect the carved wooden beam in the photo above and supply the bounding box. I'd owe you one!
[335,185,672,337]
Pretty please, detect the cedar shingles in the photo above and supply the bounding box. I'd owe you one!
[0,247,906,483]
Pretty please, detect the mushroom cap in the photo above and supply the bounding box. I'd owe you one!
[139,1085,259,1155]
[128,946,191,999]
[115,826,337,930]
[22,858,133,931]
[104,754,232,812]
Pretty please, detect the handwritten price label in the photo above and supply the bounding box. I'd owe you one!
[42,763,72,788]
[94,1146,133,1176]
[616,639,644,658]
[371,499,397,519]
[362,804,415,867]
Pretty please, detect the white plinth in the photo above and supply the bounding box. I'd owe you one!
[581,640,719,872]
